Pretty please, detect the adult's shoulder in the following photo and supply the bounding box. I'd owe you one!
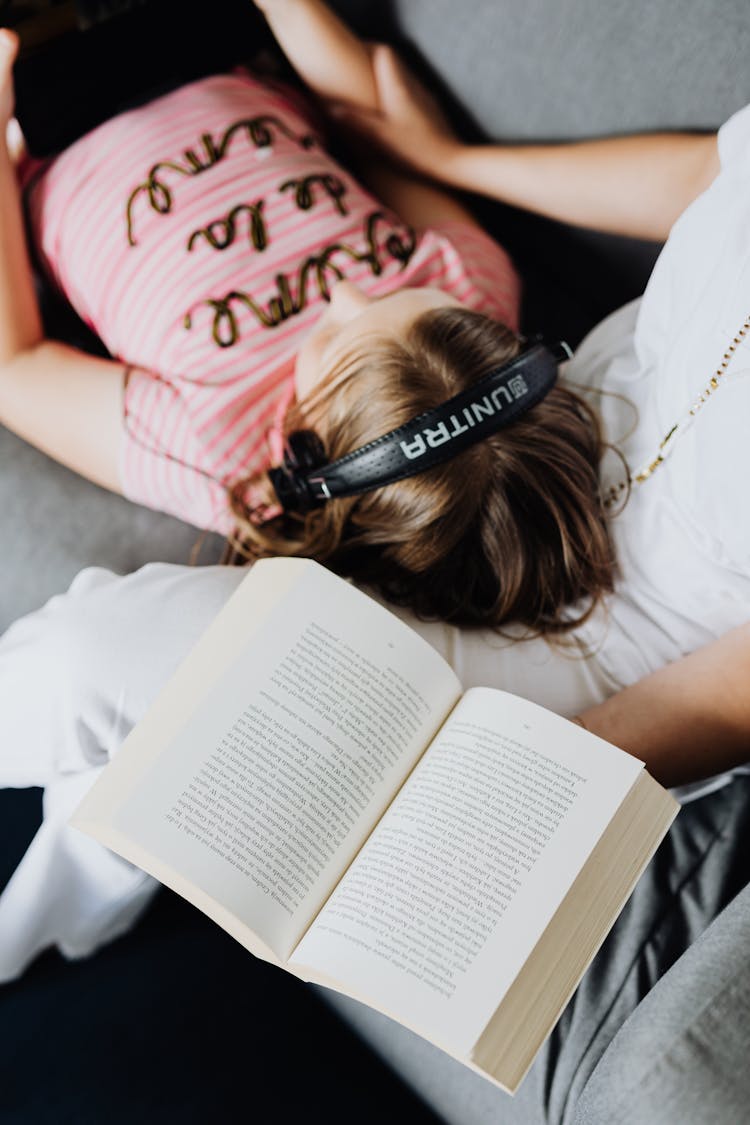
[566,300,643,393]
[717,103,750,175]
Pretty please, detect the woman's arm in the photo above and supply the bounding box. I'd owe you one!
[428,133,719,243]
[0,30,41,363]
[0,28,132,493]
[254,0,378,109]
[332,46,721,242]
[574,623,750,788]
[253,2,482,228]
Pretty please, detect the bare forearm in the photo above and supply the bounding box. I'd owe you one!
[354,158,479,230]
[255,0,378,109]
[576,624,750,787]
[0,144,43,365]
[438,132,720,241]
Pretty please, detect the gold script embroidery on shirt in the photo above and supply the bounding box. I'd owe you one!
[183,210,416,346]
[125,114,317,246]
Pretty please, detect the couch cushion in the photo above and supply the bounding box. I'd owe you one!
[0,426,224,631]
[574,877,750,1124]
[340,0,750,140]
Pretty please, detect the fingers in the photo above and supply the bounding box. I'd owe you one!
[0,27,19,70]
[372,44,412,113]
[6,117,23,162]
[327,100,389,144]
[324,39,453,174]
[371,43,450,137]
[327,45,416,128]
[0,28,19,129]
[372,44,408,92]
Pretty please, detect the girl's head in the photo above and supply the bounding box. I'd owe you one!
[231,283,616,633]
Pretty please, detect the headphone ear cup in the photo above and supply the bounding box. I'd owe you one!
[284,429,326,471]
[268,430,327,512]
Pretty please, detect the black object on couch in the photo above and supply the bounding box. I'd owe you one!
[0,790,444,1124]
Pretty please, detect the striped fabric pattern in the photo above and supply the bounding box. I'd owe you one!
[26,71,520,531]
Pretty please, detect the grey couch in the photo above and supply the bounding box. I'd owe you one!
[2,2,750,1122]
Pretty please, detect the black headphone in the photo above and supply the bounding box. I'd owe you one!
[268,340,572,513]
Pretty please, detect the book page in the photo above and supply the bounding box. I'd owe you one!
[291,687,644,1054]
[75,559,461,961]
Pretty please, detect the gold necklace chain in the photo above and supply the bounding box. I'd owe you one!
[602,312,750,509]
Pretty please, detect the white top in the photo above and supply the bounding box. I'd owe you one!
[567,103,750,685]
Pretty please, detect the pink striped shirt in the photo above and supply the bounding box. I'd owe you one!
[26,71,520,532]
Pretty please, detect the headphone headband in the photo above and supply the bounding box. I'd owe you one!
[269,341,570,512]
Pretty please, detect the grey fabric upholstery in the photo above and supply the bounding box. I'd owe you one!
[574,876,750,1125]
[339,0,750,140]
[0,427,224,632]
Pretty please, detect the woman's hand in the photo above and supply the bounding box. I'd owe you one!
[331,41,720,241]
[330,45,461,177]
[252,0,295,11]
[0,29,24,164]
[0,29,18,130]
[252,0,379,111]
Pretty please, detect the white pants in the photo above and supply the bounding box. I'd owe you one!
[0,560,676,983]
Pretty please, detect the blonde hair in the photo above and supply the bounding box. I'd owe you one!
[227,307,616,631]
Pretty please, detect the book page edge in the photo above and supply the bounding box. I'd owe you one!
[470,770,679,1092]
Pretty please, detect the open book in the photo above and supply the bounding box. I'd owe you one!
[72,557,678,1094]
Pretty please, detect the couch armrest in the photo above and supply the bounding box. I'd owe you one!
[574,878,750,1125]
